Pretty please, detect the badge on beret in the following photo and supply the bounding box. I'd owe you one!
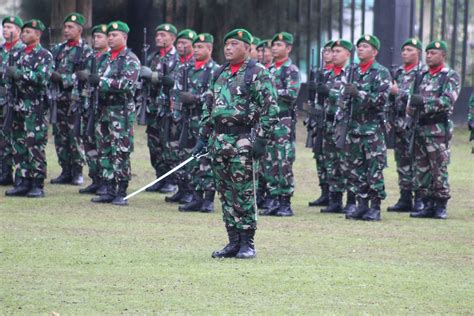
[365,35,370,41]
[164,24,170,31]
[412,39,417,45]
[32,20,37,27]
[112,22,118,29]
[238,31,243,38]
[189,31,194,38]
[435,42,440,48]
[278,33,283,40]
[199,34,205,41]
[71,15,77,21]
[9,16,14,22]
[101,25,107,32]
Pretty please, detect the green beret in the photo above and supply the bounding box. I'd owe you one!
[224,28,253,45]
[63,12,86,26]
[22,19,45,32]
[252,36,261,45]
[272,32,294,45]
[257,39,271,49]
[356,34,380,50]
[402,38,422,50]
[155,23,177,35]
[425,40,448,52]
[177,29,197,42]
[193,33,214,44]
[92,24,108,35]
[331,39,353,52]
[324,40,334,48]
[107,21,130,34]
[2,15,23,28]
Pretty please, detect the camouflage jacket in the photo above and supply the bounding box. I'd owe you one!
[173,58,220,120]
[469,94,474,127]
[268,58,301,114]
[409,65,461,138]
[323,66,346,133]
[337,61,391,136]
[0,39,25,105]
[200,58,279,159]
[99,47,141,111]
[51,39,93,99]
[12,43,53,112]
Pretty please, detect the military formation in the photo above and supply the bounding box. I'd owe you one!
[0,11,465,259]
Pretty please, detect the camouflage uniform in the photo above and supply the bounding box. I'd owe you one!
[51,39,93,179]
[0,39,24,184]
[468,94,474,153]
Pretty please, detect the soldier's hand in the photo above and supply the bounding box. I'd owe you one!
[75,69,90,83]
[51,71,62,84]
[410,94,424,109]
[88,74,100,87]
[390,82,399,95]
[343,84,358,98]
[180,91,197,105]
[162,75,175,88]
[316,83,330,97]
[307,81,317,93]
[6,66,20,80]
[252,136,267,159]
[192,138,207,156]
[140,66,152,81]
[151,71,162,86]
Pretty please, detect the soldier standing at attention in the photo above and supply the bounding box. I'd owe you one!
[256,39,272,68]
[408,40,460,219]
[339,35,391,221]
[0,15,25,186]
[5,19,53,197]
[50,12,93,186]
[90,21,140,206]
[193,29,278,259]
[386,38,423,213]
[259,32,300,217]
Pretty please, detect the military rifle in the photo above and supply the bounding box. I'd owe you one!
[160,61,171,144]
[304,48,317,148]
[407,58,424,164]
[85,38,99,137]
[47,27,59,124]
[137,27,150,126]
[335,57,356,150]
[2,32,16,133]
[178,49,191,149]
[313,47,327,154]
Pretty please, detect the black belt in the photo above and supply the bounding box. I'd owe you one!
[419,113,447,126]
[215,123,252,135]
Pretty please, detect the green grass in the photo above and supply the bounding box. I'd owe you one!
[1,121,473,314]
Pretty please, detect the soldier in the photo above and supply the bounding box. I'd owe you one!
[308,40,334,207]
[0,15,25,186]
[163,28,197,205]
[386,38,423,213]
[4,19,53,197]
[317,39,353,213]
[249,36,259,60]
[76,24,110,194]
[256,39,272,68]
[50,12,93,185]
[90,21,140,206]
[260,32,300,217]
[175,33,220,213]
[337,34,391,221]
[408,40,461,219]
[468,94,474,153]
[141,23,178,194]
[193,28,278,259]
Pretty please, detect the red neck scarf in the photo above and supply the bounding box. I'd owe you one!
[265,62,271,69]
[359,58,375,74]
[325,63,334,71]
[25,43,37,54]
[180,52,193,64]
[429,64,444,76]
[67,39,80,47]
[160,46,172,57]
[403,62,417,73]
[333,65,344,76]
[5,39,19,51]
[195,58,209,70]
[275,58,288,69]
[230,61,244,75]
[111,46,125,60]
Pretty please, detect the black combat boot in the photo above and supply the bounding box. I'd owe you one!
[26,178,45,198]
[200,190,215,213]
[342,190,356,214]
[362,197,381,221]
[178,188,194,205]
[259,196,280,216]
[256,190,266,209]
[112,181,128,206]
[50,166,72,184]
[387,190,413,212]
[212,226,241,258]
[179,191,203,212]
[308,184,329,206]
[0,163,13,186]
[346,197,370,220]
[275,196,294,217]
[159,176,178,194]
[95,180,107,195]
[91,180,116,203]
[433,198,448,219]
[410,194,435,218]
[321,191,343,213]
[165,180,185,203]
[71,165,84,185]
[235,229,256,259]
[79,177,101,194]
[145,171,165,192]
[5,177,31,197]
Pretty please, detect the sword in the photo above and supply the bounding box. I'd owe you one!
[124,152,209,200]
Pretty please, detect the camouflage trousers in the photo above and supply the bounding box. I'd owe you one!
[0,114,13,169]
[393,128,413,191]
[313,151,327,187]
[413,135,450,199]
[11,109,48,179]
[161,114,181,170]
[98,106,135,182]
[52,100,85,169]
[323,131,346,193]
[146,112,167,177]
[263,116,295,197]
[346,132,387,200]
[212,153,257,230]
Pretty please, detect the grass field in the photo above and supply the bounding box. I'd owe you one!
[1,120,473,314]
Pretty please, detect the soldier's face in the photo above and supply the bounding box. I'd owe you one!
[272,41,291,60]
[263,47,272,64]
[401,46,419,65]
[107,31,126,50]
[63,22,82,41]
[20,28,40,46]
[155,31,175,49]
[257,47,264,63]
[224,39,248,64]
[93,33,108,51]
[357,42,377,62]
[323,47,333,64]
[2,23,20,41]
[331,47,350,67]
[250,44,258,60]
[193,42,212,61]
[425,49,445,67]
[176,38,193,56]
